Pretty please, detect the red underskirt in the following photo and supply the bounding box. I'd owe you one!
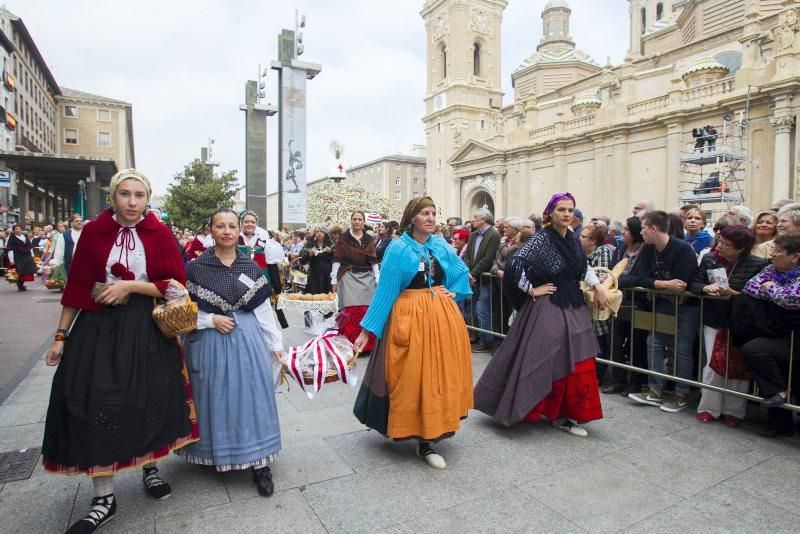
[524,358,603,424]
[336,305,375,353]
[17,274,34,282]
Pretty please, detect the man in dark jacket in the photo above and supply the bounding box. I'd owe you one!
[621,210,699,413]
[464,208,501,351]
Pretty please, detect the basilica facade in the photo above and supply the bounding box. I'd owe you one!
[421,0,800,220]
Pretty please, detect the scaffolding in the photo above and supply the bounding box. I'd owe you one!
[678,117,747,211]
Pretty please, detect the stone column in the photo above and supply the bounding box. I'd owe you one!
[613,134,628,218]
[592,138,605,216]
[666,122,683,207]
[553,145,566,192]
[771,115,795,201]
[86,164,102,218]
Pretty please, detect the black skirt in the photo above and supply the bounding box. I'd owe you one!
[13,251,36,276]
[42,294,197,475]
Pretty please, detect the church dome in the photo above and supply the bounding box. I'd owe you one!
[544,0,570,11]
[516,46,599,71]
[681,56,730,86]
[571,93,602,116]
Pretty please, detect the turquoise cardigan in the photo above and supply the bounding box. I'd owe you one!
[360,233,472,338]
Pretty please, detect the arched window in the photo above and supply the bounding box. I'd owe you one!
[473,43,481,77]
[438,44,447,80]
[656,2,664,21]
[641,8,647,34]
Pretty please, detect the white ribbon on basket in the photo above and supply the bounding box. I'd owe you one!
[284,329,353,398]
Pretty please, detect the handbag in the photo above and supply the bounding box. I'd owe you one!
[709,328,752,381]
[151,280,198,338]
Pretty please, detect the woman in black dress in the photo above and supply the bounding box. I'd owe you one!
[7,223,36,291]
[41,169,198,533]
[299,227,334,294]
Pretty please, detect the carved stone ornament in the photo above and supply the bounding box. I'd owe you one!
[771,115,796,133]
[491,165,507,180]
[493,111,505,135]
[470,9,491,35]
[775,10,799,50]
[433,16,450,41]
[453,128,464,146]
[462,174,497,195]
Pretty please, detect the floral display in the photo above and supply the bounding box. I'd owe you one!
[305,182,401,228]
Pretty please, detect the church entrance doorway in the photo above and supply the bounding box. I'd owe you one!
[467,188,495,216]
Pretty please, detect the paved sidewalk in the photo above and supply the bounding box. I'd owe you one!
[0,280,62,403]
[1,305,800,532]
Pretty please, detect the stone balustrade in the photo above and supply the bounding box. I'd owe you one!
[681,77,735,103]
[627,95,670,117]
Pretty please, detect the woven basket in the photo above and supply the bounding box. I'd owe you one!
[280,349,360,386]
[152,294,198,338]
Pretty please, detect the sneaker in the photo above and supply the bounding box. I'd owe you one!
[660,397,689,413]
[416,442,446,469]
[628,391,663,407]
[696,411,715,423]
[553,419,588,437]
[66,494,116,533]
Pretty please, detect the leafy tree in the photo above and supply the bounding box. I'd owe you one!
[163,159,241,229]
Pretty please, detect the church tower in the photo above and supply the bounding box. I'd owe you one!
[420,0,508,220]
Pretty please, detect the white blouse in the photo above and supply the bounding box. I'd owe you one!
[106,217,148,283]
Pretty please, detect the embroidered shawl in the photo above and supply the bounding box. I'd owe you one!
[332,230,377,281]
[505,226,587,310]
[186,247,272,314]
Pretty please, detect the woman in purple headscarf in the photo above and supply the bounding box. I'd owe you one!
[473,193,607,437]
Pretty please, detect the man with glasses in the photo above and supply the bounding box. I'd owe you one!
[464,208,501,352]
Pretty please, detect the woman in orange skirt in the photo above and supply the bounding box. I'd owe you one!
[353,197,473,469]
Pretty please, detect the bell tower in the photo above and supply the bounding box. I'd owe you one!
[421,0,508,220]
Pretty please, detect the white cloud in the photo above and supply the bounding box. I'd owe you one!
[11,0,628,198]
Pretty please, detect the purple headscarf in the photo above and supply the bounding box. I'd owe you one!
[542,192,576,226]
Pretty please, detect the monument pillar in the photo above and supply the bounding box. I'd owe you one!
[270,15,321,229]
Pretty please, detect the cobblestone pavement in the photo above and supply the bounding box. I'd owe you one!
[1,300,800,533]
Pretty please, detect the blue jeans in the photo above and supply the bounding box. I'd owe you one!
[474,279,493,344]
[645,299,700,395]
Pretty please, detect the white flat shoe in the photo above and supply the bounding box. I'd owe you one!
[553,419,588,438]
[416,443,446,469]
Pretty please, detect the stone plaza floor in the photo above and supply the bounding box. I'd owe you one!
[1,293,800,532]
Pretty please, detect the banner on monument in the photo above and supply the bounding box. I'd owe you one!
[281,66,307,224]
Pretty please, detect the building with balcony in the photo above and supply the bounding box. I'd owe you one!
[423,0,800,220]
[0,8,133,226]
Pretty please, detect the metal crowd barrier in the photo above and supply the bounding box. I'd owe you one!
[464,272,800,414]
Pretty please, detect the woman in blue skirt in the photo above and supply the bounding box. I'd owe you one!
[179,208,285,496]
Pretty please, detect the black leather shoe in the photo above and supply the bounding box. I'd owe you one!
[759,426,795,438]
[252,466,274,497]
[66,494,116,533]
[143,466,172,500]
[601,384,625,394]
[761,393,787,408]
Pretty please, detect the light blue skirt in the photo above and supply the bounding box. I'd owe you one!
[178,310,281,471]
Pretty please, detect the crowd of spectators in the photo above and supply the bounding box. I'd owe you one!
[5,194,800,439]
[434,197,800,439]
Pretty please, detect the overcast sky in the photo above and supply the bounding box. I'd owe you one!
[11,0,628,195]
